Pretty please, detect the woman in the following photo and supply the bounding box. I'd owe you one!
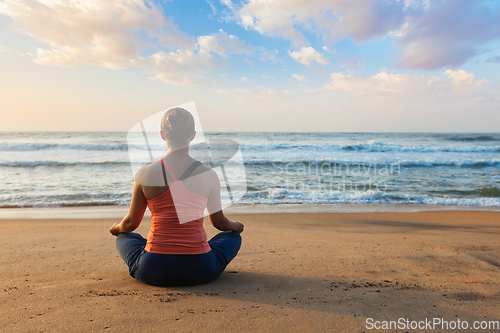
[109,107,244,287]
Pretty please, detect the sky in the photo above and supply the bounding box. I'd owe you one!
[0,0,499,132]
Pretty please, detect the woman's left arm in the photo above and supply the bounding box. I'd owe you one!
[109,181,147,236]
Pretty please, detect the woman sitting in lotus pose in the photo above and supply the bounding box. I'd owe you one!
[110,107,243,286]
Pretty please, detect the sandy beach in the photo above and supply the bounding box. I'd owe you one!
[1,210,499,332]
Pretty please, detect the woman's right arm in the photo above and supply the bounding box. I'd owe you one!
[206,170,244,234]
[109,180,147,236]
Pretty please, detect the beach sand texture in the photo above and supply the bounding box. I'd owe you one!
[1,211,499,332]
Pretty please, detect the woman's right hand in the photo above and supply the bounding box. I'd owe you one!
[232,221,244,234]
[109,222,121,236]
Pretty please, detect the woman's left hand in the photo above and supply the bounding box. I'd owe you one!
[109,223,121,236]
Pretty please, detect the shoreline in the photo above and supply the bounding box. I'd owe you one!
[1,203,500,219]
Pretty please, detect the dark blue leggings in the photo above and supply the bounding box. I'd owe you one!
[116,231,241,287]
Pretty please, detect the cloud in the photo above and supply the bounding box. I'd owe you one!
[259,49,281,63]
[322,46,337,54]
[291,74,308,82]
[320,71,418,93]
[288,47,328,66]
[235,0,407,48]
[318,69,490,99]
[0,0,195,69]
[240,11,308,48]
[337,55,363,69]
[219,0,233,10]
[141,29,254,85]
[139,49,222,85]
[241,76,247,81]
[395,0,500,70]
[0,45,9,52]
[197,29,253,58]
[443,69,490,95]
[206,0,217,17]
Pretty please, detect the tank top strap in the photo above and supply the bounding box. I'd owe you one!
[179,161,202,181]
[160,160,168,186]
[160,159,178,182]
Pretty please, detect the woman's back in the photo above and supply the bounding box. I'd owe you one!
[144,158,211,254]
[137,155,212,195]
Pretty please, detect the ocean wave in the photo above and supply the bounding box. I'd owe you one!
[0,161,129,167]
[235,159,500,168]
[0,142,129,151]
[239,189,500,206]
[429,187,500,198]
[339,141,500,153]
[239,141,500,153]
[0,200,130,208]
[0,192,130,208]
[445,134,500,142]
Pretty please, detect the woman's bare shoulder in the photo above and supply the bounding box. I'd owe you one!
[134,161,166,186]
[189,163,219,184]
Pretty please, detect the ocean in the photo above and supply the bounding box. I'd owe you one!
[1,131,499,208]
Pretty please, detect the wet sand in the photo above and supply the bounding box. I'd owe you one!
[1,211,499,332]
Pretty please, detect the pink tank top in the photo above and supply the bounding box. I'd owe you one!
[145,159,211,255]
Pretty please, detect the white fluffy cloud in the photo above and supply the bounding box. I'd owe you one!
[288,47,328,66]
[197,29,253,58]
[443,70,490,95]
[0,0,194,69]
